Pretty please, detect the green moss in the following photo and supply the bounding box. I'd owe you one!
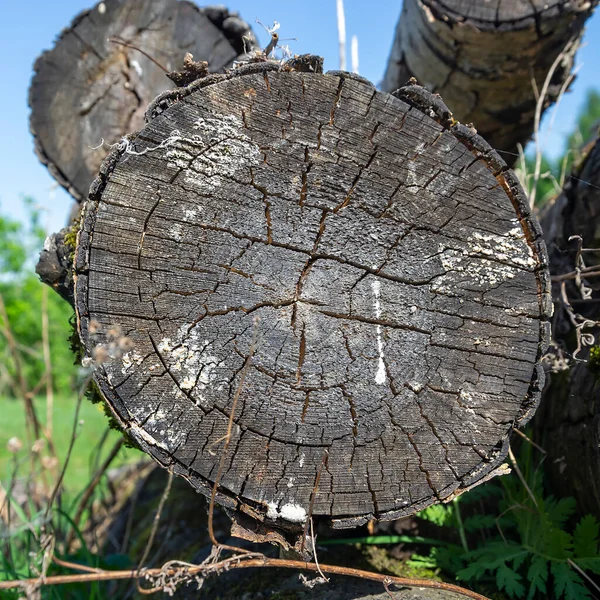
[63,215,80,261]
[362,545,441,581]
[85,379,140,451]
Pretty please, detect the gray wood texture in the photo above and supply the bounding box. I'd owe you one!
[537,135,600,518]
[74,62,551,529]
[29,0,254,203]
[382,0,598,156]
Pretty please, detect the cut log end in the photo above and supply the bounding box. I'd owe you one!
[74,62,550,530]
[29,0,255,203]
[382,0,597,156]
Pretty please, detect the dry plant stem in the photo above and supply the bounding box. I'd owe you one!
[108,37,168,73]
[44,376,90,519]
[310,517,328,582]
[383,578,396,600]
[336,0,346,70]
[508,445,538,509]
[67,438,124,550]
[41,286,54,440]
[52,555,105,574]
[530,41,576,208]
[120,464,157,555]
[207,318,258,551]
[301,449,328,553]
[264,32,279,56]
[0,555,491,600]
[136,470,174,574]
[552,268,600,282]
[567,558,600,596]
[0,292,42,441]
[512,428,546,455]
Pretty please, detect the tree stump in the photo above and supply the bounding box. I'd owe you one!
[382,0,597,156]
[29,0,254,202]
[74,61,551,531]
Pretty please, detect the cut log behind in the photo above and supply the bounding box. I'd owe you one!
[75,61,551,530]
[537,135,600,517]
[382,0,597,157]
[29,0,254,203]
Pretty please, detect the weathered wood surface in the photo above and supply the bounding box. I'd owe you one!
[382,0,597,156]
[74,62,551,529]
[537,134,600,517]
[29,0,254,203]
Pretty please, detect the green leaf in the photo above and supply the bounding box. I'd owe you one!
[496,563,525,598]
[575,557,600,575]
[544,527,573,560]
[526,556,548,600]
[463,514,497,533]
[418,503,454,527]
[457,560,488,581]
[551,562,591,600]
[546,497,577,528]
[573,515,600,558]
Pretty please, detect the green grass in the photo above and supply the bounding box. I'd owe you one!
[0,393,137,494]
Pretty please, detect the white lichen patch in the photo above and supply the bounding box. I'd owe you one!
[157,325,221,399]
[435,225,536,291]
[267,501,307,523]
[121,350,144,374]
[164,113,260,191]
[371,280,387,385]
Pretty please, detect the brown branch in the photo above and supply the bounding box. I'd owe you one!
[108,37,168,73]
[0,554,490,600]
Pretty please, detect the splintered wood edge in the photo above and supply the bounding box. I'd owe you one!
[28,0,254,204]
[74,62,551,530]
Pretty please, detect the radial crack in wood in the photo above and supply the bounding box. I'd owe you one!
[74,62,551,530]
[29,0,255,203]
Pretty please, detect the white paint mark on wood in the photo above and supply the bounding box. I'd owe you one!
[371,280,387,385]
[267,501,307,523]
[131,60,143,77]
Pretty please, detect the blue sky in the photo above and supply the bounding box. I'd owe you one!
[2,0,600,234]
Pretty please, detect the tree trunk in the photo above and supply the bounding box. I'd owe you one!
[536,135,600,517]
[29,0,254,203]
[73,60,550,533]
[382,0,597,156]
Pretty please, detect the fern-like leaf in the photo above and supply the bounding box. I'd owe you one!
[546,497,577,528]
[526,556,548,600]
[544,528,573,560]
[551,562,592,599]
[575,556,600,575]
[463,514,496,533]
[419,503,454,527]
[573,515,599,558]
[496,563,525,598]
